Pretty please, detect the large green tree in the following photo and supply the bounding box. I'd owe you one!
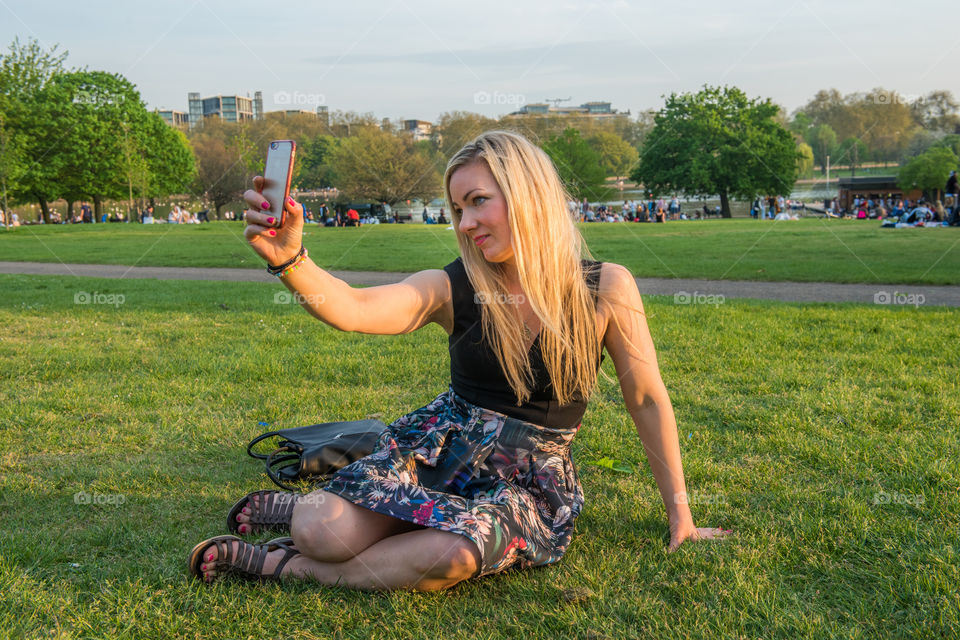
[898,147,959,201]
[329,126,440,205]
[542,128,607,201]
[588,130,639,179]
[0,37,67,222]
[632,85,799,217]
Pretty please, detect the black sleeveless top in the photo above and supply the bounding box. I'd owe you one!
[442,257,604,429]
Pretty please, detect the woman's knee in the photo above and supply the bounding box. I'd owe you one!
[415,532,482,584]
[289,491,362,562]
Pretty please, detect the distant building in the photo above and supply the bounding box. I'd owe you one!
[402,119,432,141]
[837,176,921,211]
[187,91,264,127]
[157,109,188,128]
[507,101,629,119]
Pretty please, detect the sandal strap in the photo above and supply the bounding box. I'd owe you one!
[215,537,299,581]
[250,490,299,526]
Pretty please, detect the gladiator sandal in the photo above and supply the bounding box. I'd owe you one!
[189,535,300,584]
[226,489,301,536]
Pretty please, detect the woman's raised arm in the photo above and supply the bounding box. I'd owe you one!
[243,179,452,335]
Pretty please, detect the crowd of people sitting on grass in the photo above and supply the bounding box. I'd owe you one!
[572,197,726,222]
[821,194,960,227]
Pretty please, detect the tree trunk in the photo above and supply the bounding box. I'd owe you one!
[215,202,223,218]
[719,191,732,218]
[37,196,51,224]
[66,200,74,221]
[93,195,103,223]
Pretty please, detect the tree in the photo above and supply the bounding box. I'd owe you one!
[797,142,814,177]
[911,90,960,134]
[587,130,639,179]
[142,113,196,205]
[296,134,338,190]
[631,85,799,217]
[0,37,67,222]
[329,127,440,205]
[836,137,868,175]
[898,147,959,201]
[190,125,249,218]
[435,111,498,159]
[0,110,25,227]
[811,124,837,170]
[541,128,607,202]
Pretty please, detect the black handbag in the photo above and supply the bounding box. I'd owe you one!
[246,419,389,490]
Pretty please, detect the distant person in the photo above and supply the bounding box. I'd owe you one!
[946,171,959,223]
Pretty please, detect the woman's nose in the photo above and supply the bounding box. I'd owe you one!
[458,211,476,234]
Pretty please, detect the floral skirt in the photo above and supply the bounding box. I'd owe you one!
[322,386,585,578]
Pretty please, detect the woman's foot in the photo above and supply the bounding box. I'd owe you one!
[228,490,301,536]
[190,535,301,584]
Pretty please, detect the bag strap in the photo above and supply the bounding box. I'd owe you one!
[247,430,288,460]
[265,446,308,491]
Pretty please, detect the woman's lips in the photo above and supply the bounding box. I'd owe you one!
[474,234,489,246]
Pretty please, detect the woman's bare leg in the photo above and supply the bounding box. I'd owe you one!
[198,528,482,592]
[288,490,425,562]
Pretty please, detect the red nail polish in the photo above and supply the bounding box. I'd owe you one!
[268,229,276,237]
[266,217,275,225]
[287,197,295,206]
[261,201,270,209]
[206,553,213,561]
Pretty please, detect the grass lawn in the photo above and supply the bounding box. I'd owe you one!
[1,274,957,638]
[0,218,958,285]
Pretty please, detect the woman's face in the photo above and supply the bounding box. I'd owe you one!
[449,160,514,265]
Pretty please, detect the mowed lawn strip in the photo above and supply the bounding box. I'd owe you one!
[0,218,958,284]
[0,273,957,638]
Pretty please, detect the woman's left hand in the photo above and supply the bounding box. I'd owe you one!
[668,519,733,553]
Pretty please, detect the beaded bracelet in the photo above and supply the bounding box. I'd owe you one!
[266,245,305,276]
[275,247,309,278]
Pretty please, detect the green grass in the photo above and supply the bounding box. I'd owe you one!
[1,274,957,639]
[1,218,958,285]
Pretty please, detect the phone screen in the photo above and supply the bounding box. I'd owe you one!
[261,140,296,226]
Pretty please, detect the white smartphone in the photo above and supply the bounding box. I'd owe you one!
[260,140,296,227]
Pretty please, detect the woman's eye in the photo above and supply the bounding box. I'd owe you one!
[473,196,487,206]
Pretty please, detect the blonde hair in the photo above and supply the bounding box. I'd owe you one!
[444,130,601,407]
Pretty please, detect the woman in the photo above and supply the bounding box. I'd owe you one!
[188,131,730,591]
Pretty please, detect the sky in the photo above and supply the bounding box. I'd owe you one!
[1,0,956,122]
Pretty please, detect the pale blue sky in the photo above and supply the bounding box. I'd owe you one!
[2,0,955,121]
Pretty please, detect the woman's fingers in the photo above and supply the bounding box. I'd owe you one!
[243,222,277,243]
[244,208,279,227]
[244,188,272,211]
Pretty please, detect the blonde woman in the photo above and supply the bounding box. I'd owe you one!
[188,130,730,591]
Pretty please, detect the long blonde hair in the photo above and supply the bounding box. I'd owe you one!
[444,130,601,407]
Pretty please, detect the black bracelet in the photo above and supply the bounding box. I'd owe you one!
[266,245,305,275]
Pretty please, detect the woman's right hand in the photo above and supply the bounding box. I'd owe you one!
[242,176,304,267]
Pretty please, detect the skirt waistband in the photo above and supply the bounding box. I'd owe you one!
[445,386,580,448]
